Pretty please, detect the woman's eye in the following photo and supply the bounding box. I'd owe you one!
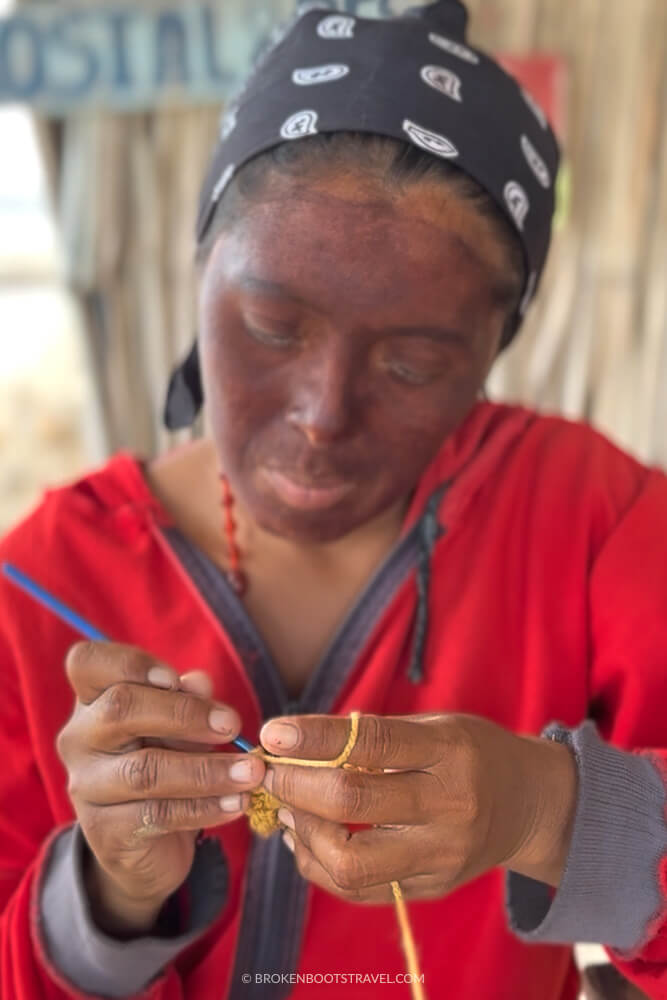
[244,323,295,348]
[387,361,436,386]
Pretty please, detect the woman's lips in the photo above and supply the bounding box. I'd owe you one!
[261,467,355,510]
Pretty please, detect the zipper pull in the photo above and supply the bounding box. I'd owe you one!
[283,698,301,716]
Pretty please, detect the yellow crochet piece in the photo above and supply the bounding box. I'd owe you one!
[243,711,426,1000]
[245,786,283,837]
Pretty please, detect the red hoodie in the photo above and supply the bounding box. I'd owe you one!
[1,402,667,1000]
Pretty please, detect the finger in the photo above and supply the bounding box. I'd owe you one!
[95,792,254,841]
[143,737,219,753]
[79,682,242,751]
[154,673,216,751]
[285,835,448,903]
[284,832,390,902]
[179,671,214,699]
[262,763,439,825]
[259,713,446,771]
[78,748,265,805]
[65,641,181,705]
[284,806,438,890]
[283,815,448,903]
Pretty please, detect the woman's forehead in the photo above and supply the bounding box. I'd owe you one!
[208,174,513,311]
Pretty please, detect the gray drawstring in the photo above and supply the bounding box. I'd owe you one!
[407,484,449,684]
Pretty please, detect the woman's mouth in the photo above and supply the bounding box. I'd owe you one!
[261,467,355,511]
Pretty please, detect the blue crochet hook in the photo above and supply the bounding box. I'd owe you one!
[1,562,254,753]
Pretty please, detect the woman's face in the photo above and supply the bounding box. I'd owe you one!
[199,169,516,544]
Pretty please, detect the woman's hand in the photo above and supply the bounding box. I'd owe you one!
[57,641,266,934]
[258,712,577,904]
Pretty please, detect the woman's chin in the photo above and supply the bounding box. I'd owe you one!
[253,505,361,545]
[246,485,382,545]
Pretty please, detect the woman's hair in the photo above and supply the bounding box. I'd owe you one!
[196,131,526,346]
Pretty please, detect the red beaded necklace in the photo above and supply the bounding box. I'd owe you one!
[219,474,248,597]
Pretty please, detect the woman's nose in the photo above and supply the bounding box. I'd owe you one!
[286,354,355,446]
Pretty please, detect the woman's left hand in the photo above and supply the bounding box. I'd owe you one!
[258,713,577,904]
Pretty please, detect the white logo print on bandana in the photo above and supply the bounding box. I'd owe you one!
[521,135,551,188]
[211,164,235,205]
[317,15,355,39]
[280,110,319,140]
[428,32,479,65]
[292,64,350,86]
[521,88,548,129]
[403,119,459,159]
[420,65,463,102]
[504,180,530,231]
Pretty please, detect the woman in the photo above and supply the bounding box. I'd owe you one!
[1,2,666,998]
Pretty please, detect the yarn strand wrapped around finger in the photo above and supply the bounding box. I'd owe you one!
[243,710,361,836]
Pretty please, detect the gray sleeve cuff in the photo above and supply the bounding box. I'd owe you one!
[506,721,667,954]
[38,824,228,998]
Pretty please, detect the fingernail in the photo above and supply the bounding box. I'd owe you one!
[283,830,295,852]
[261,721,299,750]
[148,665,176,689]
[209,708,237,734]
[263,766,275,793]
[277,807,294,830]
[229,760,258,783]
[220,794,243,812]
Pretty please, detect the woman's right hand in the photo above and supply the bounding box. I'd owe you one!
[57,641,266,935]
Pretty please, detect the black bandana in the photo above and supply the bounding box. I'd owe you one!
[164,0,561,430]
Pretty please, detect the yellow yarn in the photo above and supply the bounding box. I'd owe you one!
[248,710,362,771]
[391,881,426,1000]
[245,786,283,837]
[243,711,426,1000]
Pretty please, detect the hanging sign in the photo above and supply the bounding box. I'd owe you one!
[0,0,566,138]
[0,1,395,113]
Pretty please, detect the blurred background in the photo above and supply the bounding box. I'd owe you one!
[0,0,665,536]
